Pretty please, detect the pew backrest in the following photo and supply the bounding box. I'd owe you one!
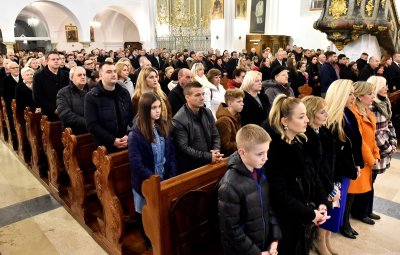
[142,159,228,255]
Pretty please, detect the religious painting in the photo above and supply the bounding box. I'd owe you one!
[211,0,224,19]
[250,0,266,33]
[235,0,247,19]
[90,26,95,42]
[65,25,78,42]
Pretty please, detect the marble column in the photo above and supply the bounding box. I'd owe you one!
[3,42,15,53]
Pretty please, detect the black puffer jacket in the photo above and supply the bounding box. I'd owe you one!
[172,104,220,173]
[57,82,90,135]
[218,152,281,255]
[84,81,134,152]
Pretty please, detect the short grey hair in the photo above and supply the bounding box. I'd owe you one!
[69,66,86,80]
[21,67,34,76]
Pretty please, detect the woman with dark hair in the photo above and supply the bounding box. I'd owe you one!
[307,56,320,94]
[214,57,227,76]
[128,92,177,248]
[349,62,359,82]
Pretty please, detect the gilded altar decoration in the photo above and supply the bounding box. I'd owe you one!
[353,24,364,29]
[357,0,361,5]
[329,0,348,19]
[367,24,374,29]
[378,26,388,31]
[352,33,360,41]
[366,0,374,16]
[381,0,386,8]
[332,32,341,40]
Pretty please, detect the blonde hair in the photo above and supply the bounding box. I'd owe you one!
[236,124,271,151]
[115,62,128,79]
[25,58,38,69]
[353,81,375,110]
[268,94,306,143]
[367,76,388,103]
[191,62,204,77]
[132,66,169,119]
[301,96,326,123]
[240,71,261,92]
[117,58,134,74]
[325,79,354,142]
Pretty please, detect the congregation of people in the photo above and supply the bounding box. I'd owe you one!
[0,44,398,255]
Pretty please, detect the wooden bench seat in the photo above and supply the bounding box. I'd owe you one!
[0,98,7,142]
[40,116,69,196]
[1,97,17,150]
[62,128,102,229]
[24,108,48,178]
[92,146,146,255]
[11,99,31,163]
[142,159,228,255]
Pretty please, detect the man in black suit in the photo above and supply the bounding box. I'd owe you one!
[356,52,368,72]
[390,53,400,91]
[168,68,194,116]
[358,56,379,81]
[226,51,239,79]
[149,49,164,71]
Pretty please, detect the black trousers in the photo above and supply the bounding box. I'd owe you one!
[351,173,378,218]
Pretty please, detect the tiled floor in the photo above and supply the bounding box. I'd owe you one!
[1,141,400,254]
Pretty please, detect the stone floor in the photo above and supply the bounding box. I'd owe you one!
[1,141,400,254]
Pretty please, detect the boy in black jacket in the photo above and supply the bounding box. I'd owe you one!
[218,124,281,255]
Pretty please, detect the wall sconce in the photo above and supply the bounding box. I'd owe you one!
[238,36,242,40]
[216,35,219,40]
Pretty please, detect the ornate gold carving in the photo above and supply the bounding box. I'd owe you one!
[329,0,348,19]
[352,33,360,41]
[390,19,395,31]
[378,26,388,31]
[334,42,344,50]
[366,0,374,16]
[381,0,386,8]
[353,24,364,29]
[357,0,361,6]
[332,32,341,40]
[367,24,374,29]
[327,22,335,28]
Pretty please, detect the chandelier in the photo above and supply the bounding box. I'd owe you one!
[90,20,101,28]
[27,3,39,27]
[27,17,39,27]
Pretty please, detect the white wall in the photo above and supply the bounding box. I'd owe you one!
[0,0,154,52]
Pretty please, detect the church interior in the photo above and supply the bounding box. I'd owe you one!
[1,0,400,254]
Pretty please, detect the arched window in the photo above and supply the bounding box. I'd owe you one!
[310,0,323,10]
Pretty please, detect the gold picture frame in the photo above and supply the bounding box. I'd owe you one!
[90,26,95,42]
[65,25,78,42]
[211,0,224,19]
[235,0,247,19]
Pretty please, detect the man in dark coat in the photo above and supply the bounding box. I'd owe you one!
[270,51,286,70]
[168,68,193,116]
[226,51,239,79]
[320,51,339,97]
[172,81,221,174]
[356,52,368,72]
[149,49,164,71]
[390,52,400,91]
[338,54,352,79]
[33,51,69,121]
[57,66,90,135]
[1,61,21,143]
[358,56,379,81]
[84,62,134,152]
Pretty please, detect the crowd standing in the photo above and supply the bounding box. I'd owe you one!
[0,44,397,255]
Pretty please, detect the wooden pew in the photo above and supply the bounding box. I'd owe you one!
[142,159,228,255]
[92,146,146,255]
[24,108,48,178]
[62,128,101,228]
[11,99,31,163]
[40,116,69,196]
[1,97,17,150]
[0,98,7,142]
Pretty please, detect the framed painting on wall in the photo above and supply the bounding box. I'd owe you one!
[249,0,266,33]
[65,25,78,42]
[211,0,224,19]
[235,0,247,19]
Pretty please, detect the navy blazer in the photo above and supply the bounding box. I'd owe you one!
[128,126,177,196]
